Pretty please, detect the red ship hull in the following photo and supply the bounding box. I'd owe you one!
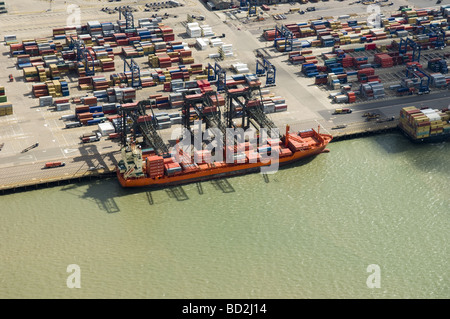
[117,131,332,188]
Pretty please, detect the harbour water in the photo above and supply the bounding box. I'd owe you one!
[0,133,448,299]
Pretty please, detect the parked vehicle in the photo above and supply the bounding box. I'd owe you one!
[44,162,65,169]
[333,108,353,114]
[65,122,81,129]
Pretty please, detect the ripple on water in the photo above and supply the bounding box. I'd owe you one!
[0,134,448,298]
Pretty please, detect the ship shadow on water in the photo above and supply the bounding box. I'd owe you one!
[366,131,450,176]
[165,186,189,201]
[63,151,325,210]
[210,179,235,193]
[406,140,450,176]
[373,131,417,155]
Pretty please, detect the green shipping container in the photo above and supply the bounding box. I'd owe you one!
[0,96,7,103]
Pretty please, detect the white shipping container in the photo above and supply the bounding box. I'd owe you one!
[98,122,115,136]
[56,103,70,111]
[187,22,199,28]
[196,38,207,50]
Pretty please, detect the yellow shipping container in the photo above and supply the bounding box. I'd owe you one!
[22,38,34,44]
[416,126,430,132]
[412,116,428,122]
[100,58,113,63]
[53,80,61,90]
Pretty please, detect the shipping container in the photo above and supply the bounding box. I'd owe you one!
[44,162,65,168]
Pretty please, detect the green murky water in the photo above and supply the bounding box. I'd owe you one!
[1,133,448,298]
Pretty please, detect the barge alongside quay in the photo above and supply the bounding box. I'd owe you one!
[399,106,450,143]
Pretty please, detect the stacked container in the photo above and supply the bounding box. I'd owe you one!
[360,81,385,99]
[0,102,13,117]
[430,73,447,88]
[399,106,450,139]
[194,150,212,164]
[374,53,394,68]
[165,162,182,176]
[186,23,201,38]
[0,86,6,103]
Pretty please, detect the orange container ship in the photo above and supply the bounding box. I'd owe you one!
[116,126,332,188]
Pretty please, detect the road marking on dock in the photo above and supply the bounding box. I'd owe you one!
[18,155,34,160]
[63,149,78,155]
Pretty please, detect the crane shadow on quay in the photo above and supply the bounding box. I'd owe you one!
[64,144,121,214]
[72,144,118,172]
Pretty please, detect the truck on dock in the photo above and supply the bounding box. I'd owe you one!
[363,112,380,120]
[65,121,82,129]
[108,132,120,139]
[44,162,65,169]
[21,142,39,153]
[333,108,352,114]
[81,135,100,143]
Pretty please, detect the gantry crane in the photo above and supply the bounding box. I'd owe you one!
[207,62,226,92]
[256,57,276,86]
[240,0,257,17]
[399,37,421,62]
[118,6,135,29]
[273,25,294,52]
[421,23,446,49]
[224,85,280,138]
[182,91,227,137]
[123,57,141,88]
[69,35,95,76]
[117,100,169,156]
[405,64,430,94]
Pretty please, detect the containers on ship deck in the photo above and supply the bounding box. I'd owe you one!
[146,155,164,178]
